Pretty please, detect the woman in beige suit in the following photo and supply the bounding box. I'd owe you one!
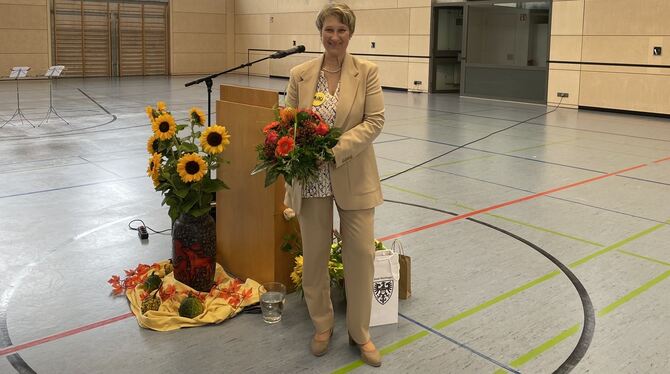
[283,3,385,368]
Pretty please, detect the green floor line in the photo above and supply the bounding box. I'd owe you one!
[498,269,670,372]
[568,223,666,268]
[331,331,429,373]
[433,271,561,330]
[616,249,670,267]
[331,222,666,373]
[454,203,606,247]
[507,139,576,153]
[598,270,670,317]
[493,324,582,374]
[427,154,495,168]
[381,183,438,201]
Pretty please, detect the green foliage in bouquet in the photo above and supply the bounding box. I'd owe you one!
[252,107,341,187]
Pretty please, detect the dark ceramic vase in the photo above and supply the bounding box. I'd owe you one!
[171,213,216,292]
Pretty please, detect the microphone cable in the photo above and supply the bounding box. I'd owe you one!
[380,96,564,182]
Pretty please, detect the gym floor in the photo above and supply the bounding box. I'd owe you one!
[0,74,669,373]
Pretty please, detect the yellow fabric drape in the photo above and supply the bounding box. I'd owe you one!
[126,260,261,331]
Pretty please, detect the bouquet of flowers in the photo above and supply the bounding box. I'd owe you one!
[284,226,386,296]
[145,101,231,221]
[252,107,340,187]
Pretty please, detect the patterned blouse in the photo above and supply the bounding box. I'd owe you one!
[302,70,339,198]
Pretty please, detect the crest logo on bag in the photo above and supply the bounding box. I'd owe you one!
[373,280,394,305]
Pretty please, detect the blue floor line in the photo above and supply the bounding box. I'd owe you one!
[398,313,521,374]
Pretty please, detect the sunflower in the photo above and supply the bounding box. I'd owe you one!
[189,107,206,126]
[147,153,162,178]
[177,153,207,183]
[157,101,167,113]
[290,255,303,288]
[147,134,161,154]
[145,106,155,121]
[200,125,231,155]
[152,113,177,140]
[151,170,161,188]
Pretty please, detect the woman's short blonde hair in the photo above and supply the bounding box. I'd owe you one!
[315,3,356,34]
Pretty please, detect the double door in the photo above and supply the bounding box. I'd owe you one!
[53,0,168,77]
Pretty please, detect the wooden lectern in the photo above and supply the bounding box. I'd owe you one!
[215,84,295,289]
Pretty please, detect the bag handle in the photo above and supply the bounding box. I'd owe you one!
[392,239,405,256]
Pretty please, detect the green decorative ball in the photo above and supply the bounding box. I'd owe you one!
[143,274,161,293]
[179,296,204,318]
[141,296,161,314]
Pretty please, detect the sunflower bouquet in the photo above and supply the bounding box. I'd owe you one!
[146,101,231,221]
[252,107,340,187]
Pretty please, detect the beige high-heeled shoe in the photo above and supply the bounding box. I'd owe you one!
[310,328,333,357]
[349,333,382,367]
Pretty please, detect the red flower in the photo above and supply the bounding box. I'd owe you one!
[263,121,279,134]
[275,136,295,157]
[266,130,279,144]
[315,122,329,136]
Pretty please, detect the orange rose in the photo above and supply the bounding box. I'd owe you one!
[279,107,297,123]
[315,122,329,136]
[275,136,295,157]
[263,121,279,134]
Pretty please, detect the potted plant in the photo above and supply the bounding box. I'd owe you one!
[146,102,230,291]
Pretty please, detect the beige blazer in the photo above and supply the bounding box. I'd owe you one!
[283,53,385,214]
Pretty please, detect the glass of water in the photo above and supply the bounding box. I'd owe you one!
[260,282,286,324]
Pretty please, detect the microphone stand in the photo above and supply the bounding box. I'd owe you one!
[185,54,277,126]
[184,51,292,220]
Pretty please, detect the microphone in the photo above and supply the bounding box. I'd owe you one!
[270,45,306,59]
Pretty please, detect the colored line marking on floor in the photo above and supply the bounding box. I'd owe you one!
[493,269,670,373]
[379,163,647,242]
[0,313,133,357]
[616,249,670,267]
[0,161,658,360]
[653,155,670,163]
[332,223,666,373]
[380,183,438,201]
[506,139,576,153]
[454,203,606,248]
[567,222,667,268]
[428,154,496,168]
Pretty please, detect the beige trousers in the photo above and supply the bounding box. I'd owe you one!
[298,197,375,344]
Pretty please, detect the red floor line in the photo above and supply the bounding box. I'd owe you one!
[0,161,654,357]
[653,155,670,163]
[378,163,647,242]
[0,312,134,357]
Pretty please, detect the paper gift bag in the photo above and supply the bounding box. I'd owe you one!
[370,249,400,326]
[393,240,411,299]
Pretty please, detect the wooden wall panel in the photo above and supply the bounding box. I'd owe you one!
[580,71,670,114]
[0,0,48,77]
[171,0,227,75]
[230,0,430,91]
[584,0,670,35]
[582,36,669,65]
[549,0,670,115]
